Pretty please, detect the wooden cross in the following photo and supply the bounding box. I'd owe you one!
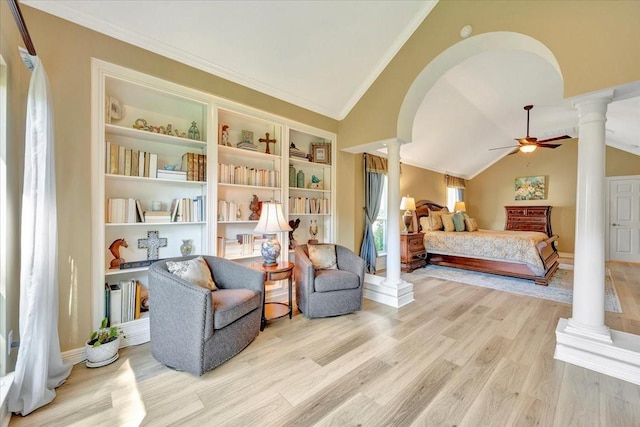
[138,230,167,260]
[259,132,277,154]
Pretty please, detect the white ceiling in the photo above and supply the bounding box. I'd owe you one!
[22,0,640,179]
[22,0,437,120]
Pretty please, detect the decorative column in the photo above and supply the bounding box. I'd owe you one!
[362,138,414,308]
[565,95,612,341]
[555,90,640,386]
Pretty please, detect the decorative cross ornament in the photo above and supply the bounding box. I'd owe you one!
[259,132,277,154]
[138,230,167,260]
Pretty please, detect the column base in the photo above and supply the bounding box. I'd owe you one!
[555,318,640,385]
[363,273,414,308]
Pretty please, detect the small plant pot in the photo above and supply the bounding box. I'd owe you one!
[85,337,120,368]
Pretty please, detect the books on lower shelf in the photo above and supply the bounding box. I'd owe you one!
[288,196,330,214]
[107,197,205,223]
[106,197,140,223]
[106,280,147,325]
[217,234,266,258]
[218,163,279,187]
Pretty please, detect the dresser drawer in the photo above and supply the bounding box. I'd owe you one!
[408,235,424,250]
[509,216,546,223]
[525,208,549,217]
[506,208,526,216]
[507,223,547,233]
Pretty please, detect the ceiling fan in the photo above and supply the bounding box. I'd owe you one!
[490,105,571,154]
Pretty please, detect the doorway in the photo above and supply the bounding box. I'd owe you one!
[608,176,640,262]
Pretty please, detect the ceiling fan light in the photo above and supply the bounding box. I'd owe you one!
[519,144,537,153]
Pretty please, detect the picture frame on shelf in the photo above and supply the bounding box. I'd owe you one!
[241,130,254,144]
[311,142,331,165]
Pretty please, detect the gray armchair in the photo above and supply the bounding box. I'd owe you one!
[294,244,366,318]
[148,255,264,376]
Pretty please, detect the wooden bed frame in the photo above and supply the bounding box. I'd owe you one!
[416,200,560,286]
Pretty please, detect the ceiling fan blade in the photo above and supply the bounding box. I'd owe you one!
[508,148,520,155]
[537,135,571,143]
[489,145,519,151]
[537,143,562,149]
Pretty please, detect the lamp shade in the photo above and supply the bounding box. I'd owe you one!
[254,202,292,233]
[454,201,466,212]
[400,195,416,211]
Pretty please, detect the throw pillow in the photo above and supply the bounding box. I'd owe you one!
[453,213,466,232]
[429,211,444,231]
[464,217,479,232]
[419,216,430,232]
[166,256,218,290]
[442,213,455,232]
[308,244,338,270]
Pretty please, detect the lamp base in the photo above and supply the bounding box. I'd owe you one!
[402,210,413,233]
[260,233,281,266]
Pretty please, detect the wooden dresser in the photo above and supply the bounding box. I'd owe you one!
[504,205,553,236]
[400,232,427,272]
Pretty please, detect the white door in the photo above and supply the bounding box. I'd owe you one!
[609,177,640,262]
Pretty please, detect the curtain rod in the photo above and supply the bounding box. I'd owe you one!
[8,0,37,56]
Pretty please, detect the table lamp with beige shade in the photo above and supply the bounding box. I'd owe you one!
[400,195,416,233]
[254,202,292,266]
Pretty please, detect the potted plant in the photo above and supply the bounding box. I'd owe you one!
[85,318,125,368]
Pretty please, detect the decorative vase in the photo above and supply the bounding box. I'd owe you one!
[289,164,296,188]
[180,239,193,256]
[297,169,305,188]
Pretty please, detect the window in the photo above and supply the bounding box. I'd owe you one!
[447,187,464,211]
[373,176,388,253]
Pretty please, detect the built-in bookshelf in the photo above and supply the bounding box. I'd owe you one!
[91,59,213,345]
[92,60,336,347]
[286,127,335,250]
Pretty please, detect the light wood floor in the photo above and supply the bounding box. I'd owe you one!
[9,261,640,426]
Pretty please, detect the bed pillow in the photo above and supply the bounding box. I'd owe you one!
[453,213,466,232]
[464,217,479,232]
[166,256,218,290]
[419,216,431,232]
[308,244,338,270]
[442,213,455,232]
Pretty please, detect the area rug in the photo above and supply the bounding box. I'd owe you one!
[408,264,622,313]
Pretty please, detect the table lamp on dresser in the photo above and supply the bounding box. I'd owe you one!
[400,195,416,233]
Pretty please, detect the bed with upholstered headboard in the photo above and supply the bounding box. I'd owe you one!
[415,200,559,286]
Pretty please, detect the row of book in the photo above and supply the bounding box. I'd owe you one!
[288,197,331,214]
[106,141,158,178]
[181,152,207,182]
[105,280,147,325]
[217,200,244,222]
[218,163,280,188]
[217,235,267,258]
[106,197,206,223]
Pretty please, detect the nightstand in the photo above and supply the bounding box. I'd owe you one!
[400,232,426,272]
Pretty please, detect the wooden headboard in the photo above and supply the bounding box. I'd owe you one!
[415,199,447,219]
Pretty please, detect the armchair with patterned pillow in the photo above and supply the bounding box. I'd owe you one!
[148,255,264,376]
[294,244,365,319]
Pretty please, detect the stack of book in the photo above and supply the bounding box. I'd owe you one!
[105,280,144,325]
[236,141,258,151]
[144,210,171,223]
[170,196,205,222]
[289,145,308,159]
[218,163,280,187]
[156,169,187,181]
[288,196,331,214]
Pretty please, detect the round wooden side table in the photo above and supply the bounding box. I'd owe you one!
[250,261,294,331]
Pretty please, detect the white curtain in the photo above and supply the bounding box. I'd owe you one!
[8,48,71,416]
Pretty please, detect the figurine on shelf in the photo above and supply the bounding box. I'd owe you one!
[288,218,300,249]
[221,125,230,146]
[108,238,128,269]
[249,195,261,220]
[310,175,322,189]
[188,121,200,141]
[133,118,149,131]
[308,220,319,244]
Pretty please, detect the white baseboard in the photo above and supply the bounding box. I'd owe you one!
[62,347,87,365]
[555,318,640,385]
[364,273,414,308]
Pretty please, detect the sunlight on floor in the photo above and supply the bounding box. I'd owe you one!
[111,359,146,425]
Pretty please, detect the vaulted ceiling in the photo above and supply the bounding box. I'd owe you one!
[23,0,640,178]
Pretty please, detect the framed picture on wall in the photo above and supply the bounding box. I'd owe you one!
[311,142,331,165]
[514,175,546,200]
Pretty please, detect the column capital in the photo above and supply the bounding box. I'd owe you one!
[571,89,613,115]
